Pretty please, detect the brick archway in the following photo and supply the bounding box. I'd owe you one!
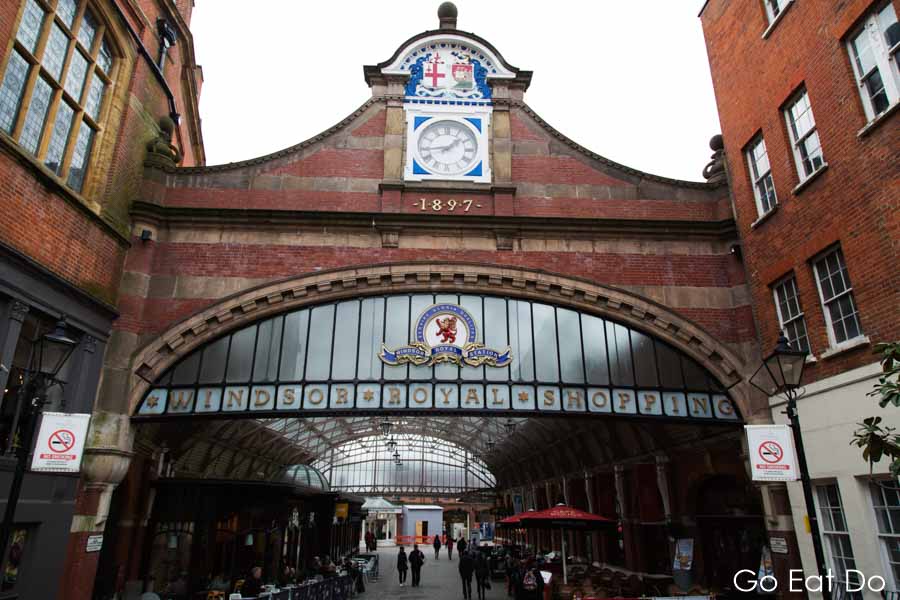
[127,262,762,419]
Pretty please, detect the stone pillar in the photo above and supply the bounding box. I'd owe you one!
[584,471,594,514]
[59,412,134,600]
[656,454,672,523]
[614,464,640,570]
[561,477,569,506]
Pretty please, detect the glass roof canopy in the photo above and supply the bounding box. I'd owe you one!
[137,293,738,495]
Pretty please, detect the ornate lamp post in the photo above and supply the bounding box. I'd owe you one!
[0,318,77,573]
[749,334,831,600]
[379,418,393,437]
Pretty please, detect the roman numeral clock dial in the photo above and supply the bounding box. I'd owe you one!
[416,120,478,176]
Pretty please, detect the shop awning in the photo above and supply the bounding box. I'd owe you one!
[518,504,615,529]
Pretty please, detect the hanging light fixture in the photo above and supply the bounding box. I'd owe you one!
[379,418,393,437]
[504,418,516,436]
[486,439,496,452]
[387,436,397,451]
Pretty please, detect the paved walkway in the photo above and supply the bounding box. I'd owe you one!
[361,547,510,600]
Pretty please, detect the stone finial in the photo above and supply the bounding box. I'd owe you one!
[702,134,727,184]
[438,2,458,29]
[145,115,183,169]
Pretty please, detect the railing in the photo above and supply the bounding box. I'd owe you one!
[255,575,354,600]
[395,534,441,546]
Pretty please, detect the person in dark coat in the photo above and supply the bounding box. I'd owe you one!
[241,566,263,598]
[457,536,468,556]
[409,543,426,587]
[447,534,454,560]
[474,551,491,600]
[515,560,544,600]
[459,551,475,600]
[433,533,442,559]
[396,546,408,586]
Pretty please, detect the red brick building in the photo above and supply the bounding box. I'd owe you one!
[0,0,202,597]
[701,0,900,593]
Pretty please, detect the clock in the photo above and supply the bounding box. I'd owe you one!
[415,120,479,176]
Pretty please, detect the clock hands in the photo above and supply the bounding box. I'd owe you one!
[430,137,463,153]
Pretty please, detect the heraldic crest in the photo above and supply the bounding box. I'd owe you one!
[379,303,512,368]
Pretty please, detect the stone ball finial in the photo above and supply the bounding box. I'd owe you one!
[159,115,176,137]
[438,2,458,29]
[709,134,724,151]
[703,134,727,184]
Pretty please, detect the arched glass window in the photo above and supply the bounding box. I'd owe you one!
[313,434,496,495]
[0,0,116,191]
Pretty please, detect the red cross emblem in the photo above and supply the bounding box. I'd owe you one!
[424,53,445,88]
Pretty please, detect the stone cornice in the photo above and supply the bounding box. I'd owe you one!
[127,262,754,417]
[130,200,738,239]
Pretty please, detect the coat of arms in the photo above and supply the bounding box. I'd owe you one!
[379,304,512,367]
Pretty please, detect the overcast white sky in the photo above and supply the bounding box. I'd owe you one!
[191,1,719,182]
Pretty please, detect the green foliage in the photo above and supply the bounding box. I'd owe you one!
[853,342,900,477]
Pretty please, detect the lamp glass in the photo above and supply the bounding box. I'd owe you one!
[245,533,254,546]
[37,320,77,378]
[749,361,779,397]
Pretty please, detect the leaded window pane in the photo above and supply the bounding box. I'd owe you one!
[279,309,310,381]
[509,300,534,382]
[483,296,509,382]
[0,51,30,133]
[631,330,659,387]
[532,303,559,383]
[64,49,88,100]
[851,28,878,76]
[171,351,201,385]
[557,308,585,384]
[77,9,97,51]
[44,100,74,174]
[459,295,484,381]
[16,0,45,53]
[331,301,360,380]
[305,305,336,381]
[607,322,634,386]
[656,341,684,388]
[19,76,52,154]
[225,325,257,383]
[42,21,69,81]
[382,296,409,381]
[865,69,890,114]
[198,336,229,384]
[581,314,609,385]
[97,37,113,73]
[57,0,78,29]
[356,298,384,381]
[253,317,284,383]
[66,120,93,190]
[84,73,104,120]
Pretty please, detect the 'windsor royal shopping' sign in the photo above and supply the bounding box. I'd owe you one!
[136,303,741,424]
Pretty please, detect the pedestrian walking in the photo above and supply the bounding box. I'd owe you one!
[475,550,491,600]
[409,543,426,587]
[396,546,408,587]
[457,535,467,556]
[459,550,475,599]
[433,533,442,559]
[447,534,454,560]
[505,553,517,596]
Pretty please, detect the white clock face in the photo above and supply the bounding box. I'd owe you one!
[416,120,479,175]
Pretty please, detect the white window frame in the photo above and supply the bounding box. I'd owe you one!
[812,247,864,350]
[746,135,778,217]
[815,483,863,598]
[784,89,826,181]
[869,480,900,591]
[772,275,810,354]
[846,3,900,122]
[763,0,793,25]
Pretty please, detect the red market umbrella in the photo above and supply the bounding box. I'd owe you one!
[519,504,615,584]
[498,513,523,526]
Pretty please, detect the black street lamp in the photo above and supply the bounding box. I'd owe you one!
[379,418,392,437]
[750,334,831,600]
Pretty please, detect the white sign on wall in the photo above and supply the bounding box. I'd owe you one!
[31,412,91,473]
[745,425,799,482]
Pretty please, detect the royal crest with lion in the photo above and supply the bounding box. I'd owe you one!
[379,304,512,368]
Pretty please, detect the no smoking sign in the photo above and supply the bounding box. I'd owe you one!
[31,413,91,473]
[745,425,798,482]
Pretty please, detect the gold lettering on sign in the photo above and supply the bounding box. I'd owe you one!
[717,397,734,416]
[282,388,296,406]
[226,388,245,409]
[413,387,429,404]
[335,387,349,405]
[543,389,556,406]
[170,390,194,410]
[617,392,632,410]
[491,387,504,406]
[668,395,682,415]
[465,387,481,405]
[439,387,454,405]
[388,387,402,405]
[691,395,709,414]
[642,393,658,413]
[591,390,609,410]
[566,390,584,410]
[254,388,271,407]
[307,388,324,406]
[416,198,479,212]
[201,389,215,409]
